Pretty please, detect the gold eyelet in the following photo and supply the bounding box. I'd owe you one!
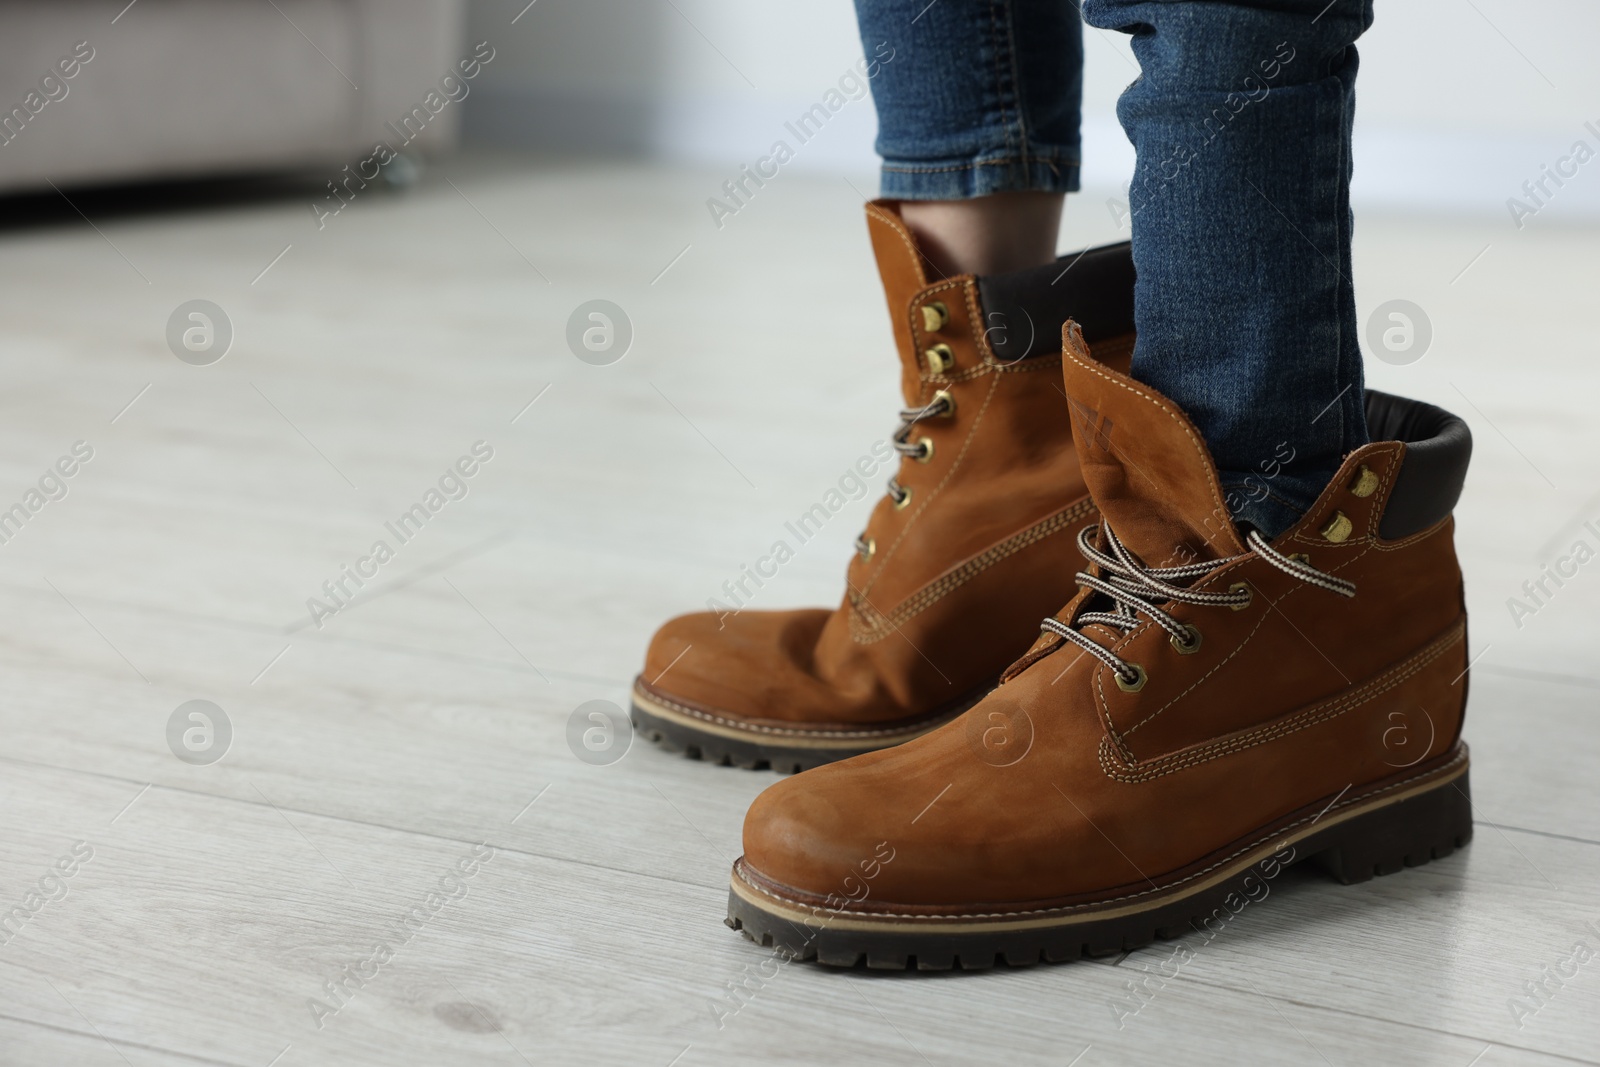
[1115,663,1148,693]
[920,302,949,332]
[1288,552,1311,565]
[1228,581,1253,610]
[1320,511,1353,543]
[1170,626,1202,654]
[894,488,913,511]
[915,437,934,463]
[858,537,875,560]
[931,389,956,418]
[1350,465,1379,498]
[925,343,954,375]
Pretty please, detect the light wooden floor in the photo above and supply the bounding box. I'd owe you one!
[1,156,1597,1066]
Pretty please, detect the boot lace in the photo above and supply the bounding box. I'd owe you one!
[1041,521,1357,685]
[853,392,952,557]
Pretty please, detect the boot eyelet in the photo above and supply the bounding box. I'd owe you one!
[925,344,954,375]
[894,487,913,511]
[920,302,949,333]
[931,389,956,418]
[857,537,875,561]
[914,437,934,463]
[1228,581,1253,610]
[1170,626,1202,654]
[1320,510,1353,543]
[1288,553,1311,565]
[1115,663,1147,693]
[1350,465,1379,498]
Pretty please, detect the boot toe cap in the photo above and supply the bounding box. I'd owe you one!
[740,765,878,898]
[639,608,834,722]
[641,611,704,682]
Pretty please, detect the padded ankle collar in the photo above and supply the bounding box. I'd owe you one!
[1365,390,1473,539]
[977,242,1135,361]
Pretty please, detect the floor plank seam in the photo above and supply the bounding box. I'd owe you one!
[1184,977,1600,1066]
[0,1009,249,1067]
[1475,661,1600,693]
[278,527,521,635]
[1478,820,1600,849]
[0,752,734,896]
[0,575,622,689]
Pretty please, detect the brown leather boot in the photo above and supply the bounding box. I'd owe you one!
[631,202,1136,772]
[728,323,1475,967]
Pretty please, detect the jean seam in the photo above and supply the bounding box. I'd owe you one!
[879,158,1081,198]
[997,0,1035,187]
[986,0,1020,187]
[882,153,1081,175]
[1326,72,1359,462]
[1323,82,1347,461]
[1337,56,1366,460]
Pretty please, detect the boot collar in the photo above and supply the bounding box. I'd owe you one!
[865,200,1135,401]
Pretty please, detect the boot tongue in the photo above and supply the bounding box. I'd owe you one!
[863,201,935,403]
[1061,323,1246,566]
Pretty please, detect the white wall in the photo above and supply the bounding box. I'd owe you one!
[465,0,1600,223]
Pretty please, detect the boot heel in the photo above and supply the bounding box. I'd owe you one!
[1310,770,1474,885]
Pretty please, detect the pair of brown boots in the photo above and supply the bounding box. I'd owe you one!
[633,202,1475,969]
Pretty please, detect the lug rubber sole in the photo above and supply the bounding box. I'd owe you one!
[725,747,1472,968]
[630,679,988,774]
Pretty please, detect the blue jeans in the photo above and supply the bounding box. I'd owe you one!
[855,0,1374,536]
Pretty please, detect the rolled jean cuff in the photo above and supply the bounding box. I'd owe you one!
[879,150,1081,200]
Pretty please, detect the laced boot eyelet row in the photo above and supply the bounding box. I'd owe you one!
[1039,523,1356,694]
[856,390,960,550]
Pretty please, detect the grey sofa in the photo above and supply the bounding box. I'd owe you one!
[0,0,466,194]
